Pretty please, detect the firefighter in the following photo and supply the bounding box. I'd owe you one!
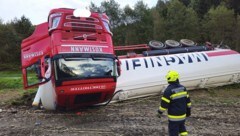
[157,70,191,136]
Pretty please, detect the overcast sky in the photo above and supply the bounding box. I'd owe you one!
[0,0,157,25]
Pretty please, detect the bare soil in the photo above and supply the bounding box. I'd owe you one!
[0,87,240,136]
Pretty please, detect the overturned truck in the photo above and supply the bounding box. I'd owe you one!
[21,8,240,110]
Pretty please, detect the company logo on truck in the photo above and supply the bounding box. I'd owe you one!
[125,52,208,70]
[71,46,103,53]
[60,45,108,53]
[23,51,43,59]
[70,85,106,91]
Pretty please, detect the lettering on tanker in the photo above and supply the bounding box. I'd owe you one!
[125,53,208,71]
[132,59,141,69]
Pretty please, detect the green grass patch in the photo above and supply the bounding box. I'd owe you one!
[0,78,23,90]
[191,83,240,105]
[0,71,22,77]
[0,71,23,90]
[0,71,38,106]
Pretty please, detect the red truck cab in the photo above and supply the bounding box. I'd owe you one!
[21,8,120,109]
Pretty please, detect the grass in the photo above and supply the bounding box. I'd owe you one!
[0,71,37,106]
[0,78,23,90]
[190,83,240,106]
[0,71,22,77]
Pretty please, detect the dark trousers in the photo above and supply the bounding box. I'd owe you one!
[168,120,187,136]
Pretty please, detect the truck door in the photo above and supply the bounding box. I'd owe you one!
[22,56,51,89]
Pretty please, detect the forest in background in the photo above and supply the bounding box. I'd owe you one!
[0,0,240,70]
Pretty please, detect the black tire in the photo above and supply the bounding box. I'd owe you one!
[180,39,196,47]
[148,40,166,50]
[165,40,181,48]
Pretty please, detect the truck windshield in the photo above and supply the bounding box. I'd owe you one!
[55,57,115,80]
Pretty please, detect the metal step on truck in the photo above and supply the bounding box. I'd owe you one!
[21,8,240,110]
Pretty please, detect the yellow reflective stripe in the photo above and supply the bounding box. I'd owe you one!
[180,131,188,136]
[187,102,191,107]
[161,97,170,103]
[187,94,189,98]
[159,106,166,111]
[170,91,187,99]
[168,114,186,119]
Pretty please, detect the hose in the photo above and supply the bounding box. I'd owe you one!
[90,89,123,107]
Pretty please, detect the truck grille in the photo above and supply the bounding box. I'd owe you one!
[74,93,101,104]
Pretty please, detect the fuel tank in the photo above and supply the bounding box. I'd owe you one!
[113,48,240,101]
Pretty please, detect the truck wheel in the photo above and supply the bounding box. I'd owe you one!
[148,40,166,50]
[165,40,181,48]
[180,39,196,47]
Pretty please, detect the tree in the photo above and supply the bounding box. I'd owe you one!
[132,1,154,44]
[0,23,19,64]
[89,2,101,12]
[11,16,34,39]
[235,15,240,51]
[152,7,167,41]
[122,5,137,24]
[223,0,240,14]
[190,0,222,18]
[113,1,154,45]
[179,0,191,7]
[0,16,34,66]
[156,0,168,18]
[101,0,123,28]
[113,5,137,46]
[234,15,240,51]
[155,0,199,41]
[203,5,237,49]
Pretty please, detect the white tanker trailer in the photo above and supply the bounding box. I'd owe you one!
[113,43,240,101]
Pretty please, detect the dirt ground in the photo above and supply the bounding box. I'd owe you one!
[0,87,240,136]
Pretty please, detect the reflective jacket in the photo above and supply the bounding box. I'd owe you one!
[159,81,191,121]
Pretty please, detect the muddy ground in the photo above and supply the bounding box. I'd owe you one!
[0,87,240,136]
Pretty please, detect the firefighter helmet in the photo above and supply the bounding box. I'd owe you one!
[166,70,179,82]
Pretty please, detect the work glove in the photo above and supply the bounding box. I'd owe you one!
[157,109,163,118]
[186,108,191,117]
